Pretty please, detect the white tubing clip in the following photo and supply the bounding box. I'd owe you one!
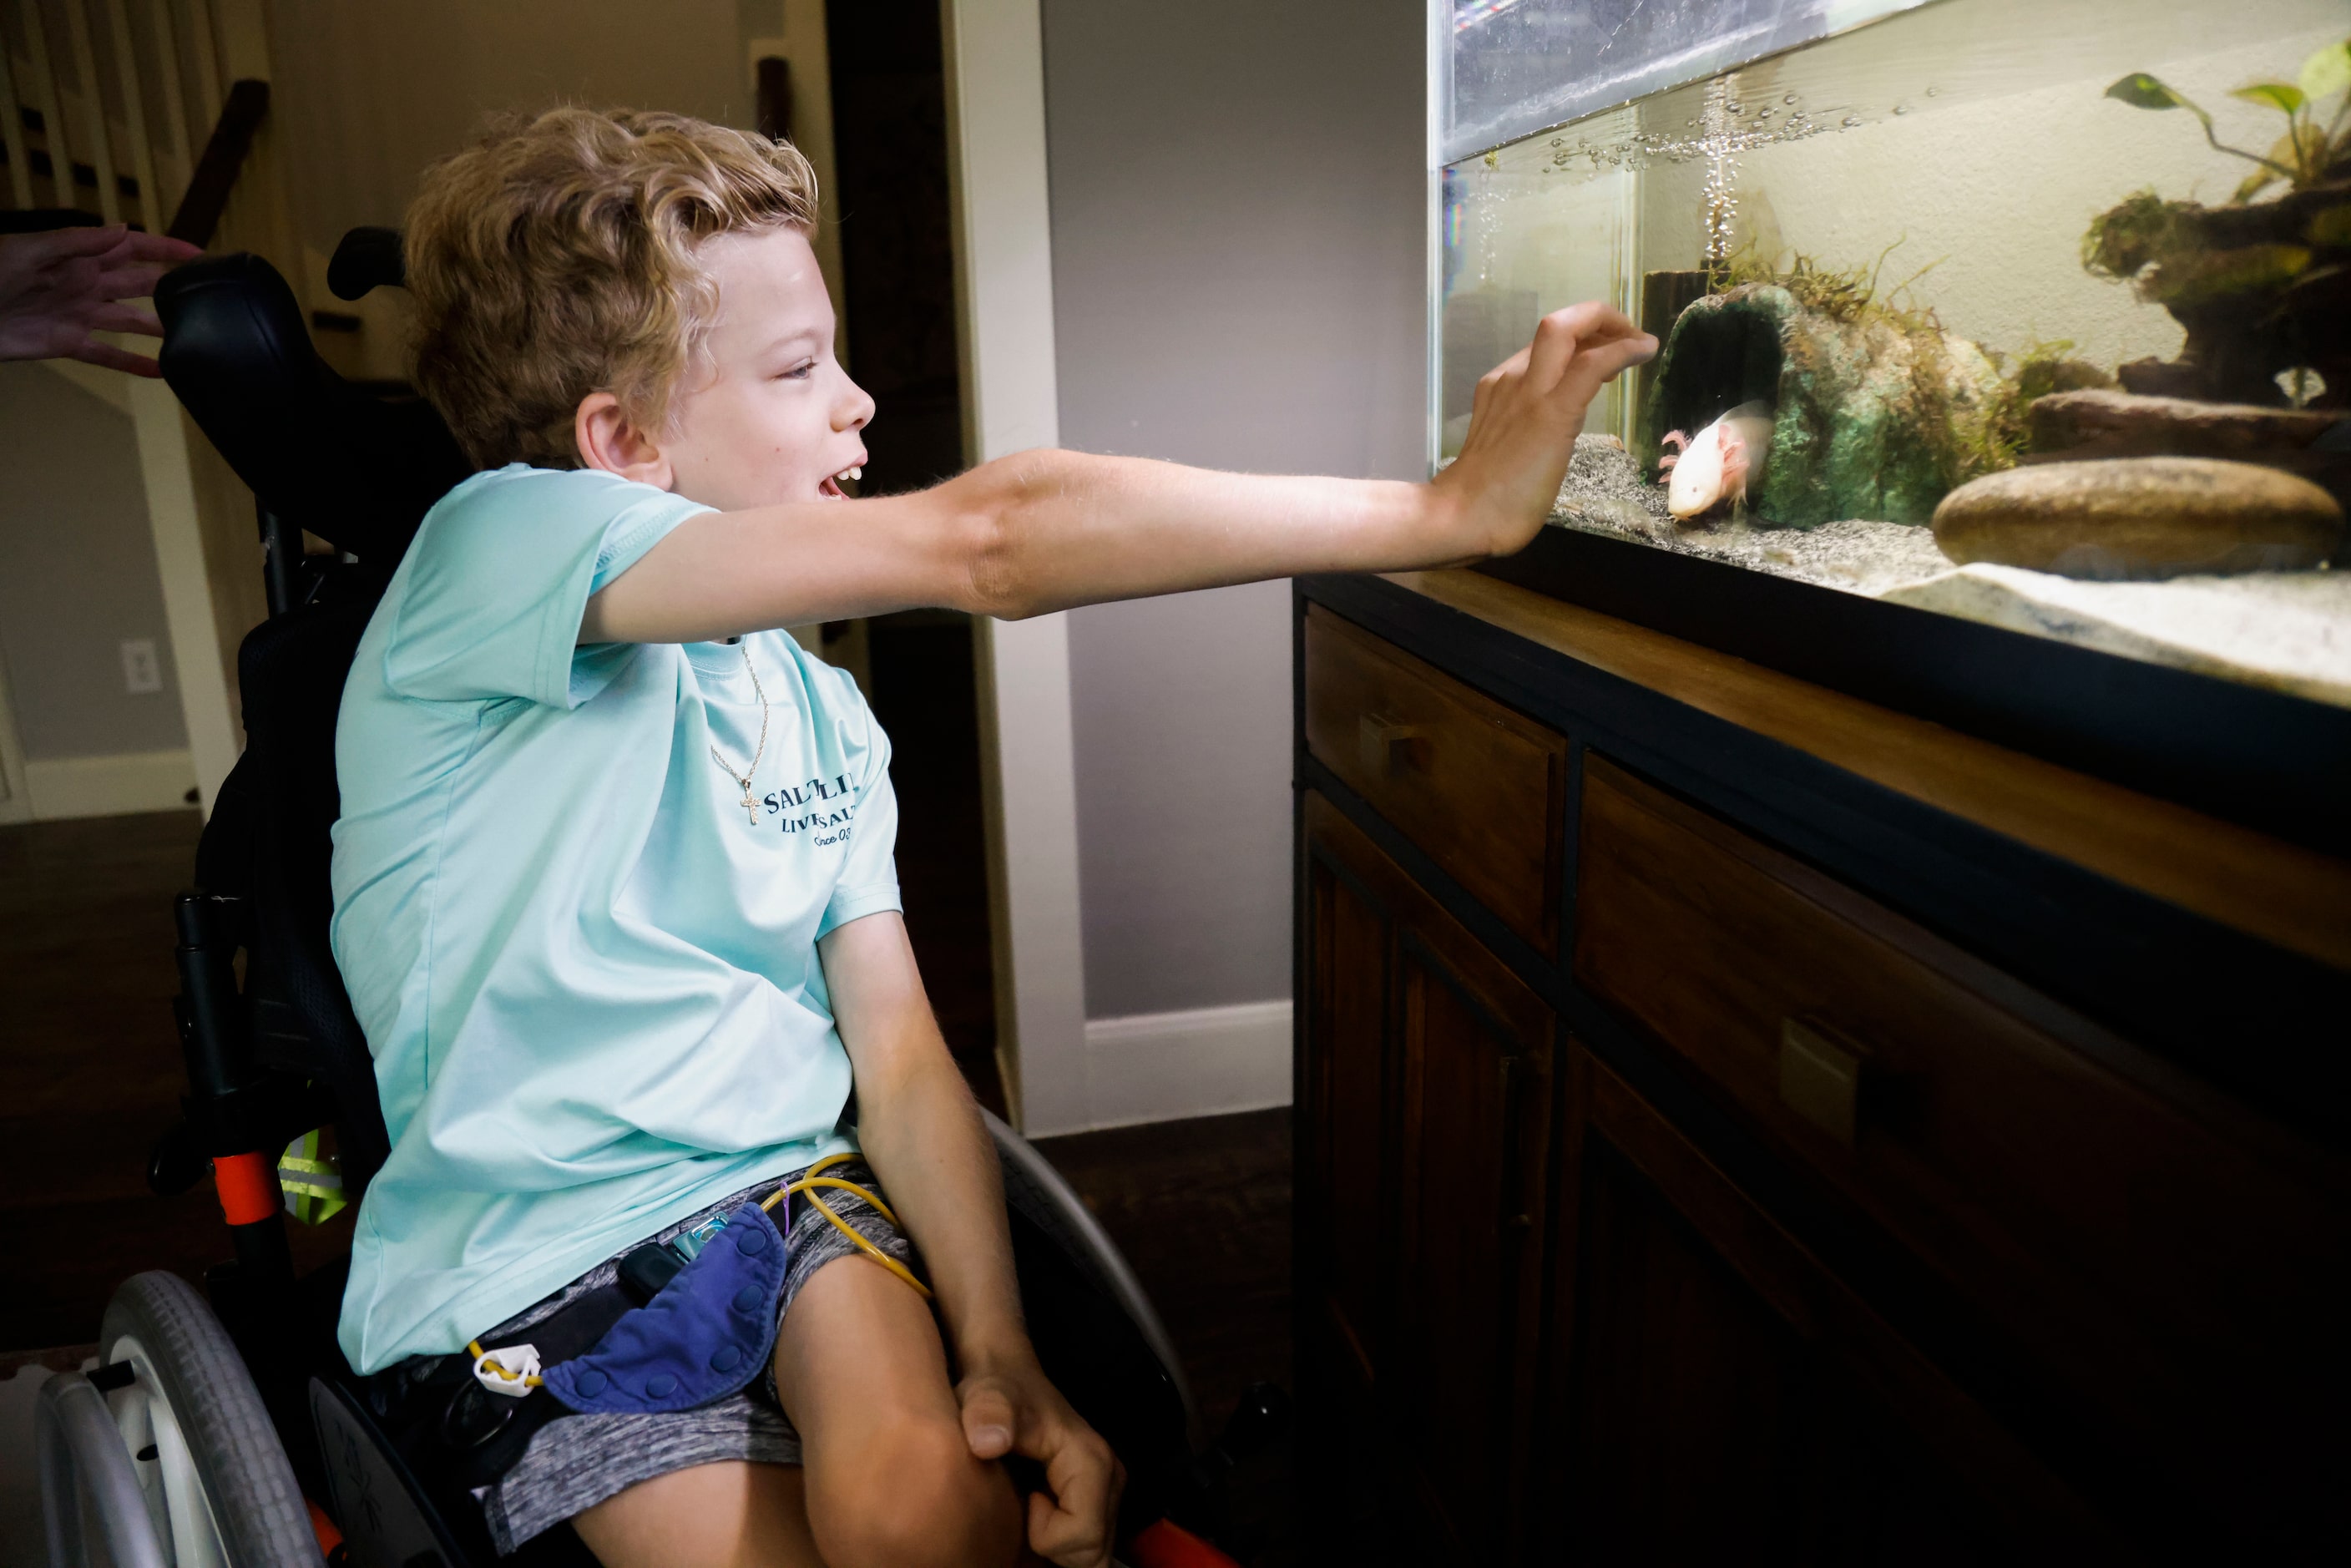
[473,1343,542,1399]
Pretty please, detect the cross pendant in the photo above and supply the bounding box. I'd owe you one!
[741,791,760,827]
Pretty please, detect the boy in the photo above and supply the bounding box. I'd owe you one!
[330,108,1651,1568]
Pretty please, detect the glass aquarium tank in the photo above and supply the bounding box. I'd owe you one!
[1437,0,2351,722]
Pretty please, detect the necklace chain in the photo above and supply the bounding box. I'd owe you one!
[707,643,771,826]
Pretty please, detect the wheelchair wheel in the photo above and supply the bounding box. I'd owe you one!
[97,1270,321,1566]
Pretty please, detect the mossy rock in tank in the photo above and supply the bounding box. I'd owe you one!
[1642,282,2010,529]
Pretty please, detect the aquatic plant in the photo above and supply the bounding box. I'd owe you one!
[1978,341,2116,472]
[2105,37,2351,201]
[2085,38,2351,407]
[1705,240,1940,330]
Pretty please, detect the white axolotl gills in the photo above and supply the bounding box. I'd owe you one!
[1661,401,1774,520]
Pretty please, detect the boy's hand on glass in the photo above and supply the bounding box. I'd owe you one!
[0,225,203,376]
[958,1352,1125,1567]
[1434,301,1657,557]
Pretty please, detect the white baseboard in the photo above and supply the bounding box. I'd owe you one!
[1024,999,1294,1138]
[23,749,197,821]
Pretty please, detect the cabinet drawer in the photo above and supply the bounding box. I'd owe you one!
[1573,756,2347,1515]
[1303,605,1567,952]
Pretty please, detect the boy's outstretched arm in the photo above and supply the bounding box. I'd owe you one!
[817,911,1123,1568]
[580,303,1654,644]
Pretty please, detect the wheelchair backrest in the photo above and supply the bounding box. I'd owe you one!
[158,240,473,1194]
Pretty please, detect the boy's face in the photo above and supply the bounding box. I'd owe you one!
[658,225,872,512]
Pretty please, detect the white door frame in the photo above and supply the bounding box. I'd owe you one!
[940,0,1090,1136]
[128,377,240,816]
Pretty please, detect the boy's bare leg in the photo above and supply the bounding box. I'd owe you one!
[570,1459,821,1568]
[567,1254,1019,1568]
[776,1253,1027,1568]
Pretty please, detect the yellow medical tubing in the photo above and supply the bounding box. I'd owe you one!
[761,1153,933,1302]
[467,1341,542,1388]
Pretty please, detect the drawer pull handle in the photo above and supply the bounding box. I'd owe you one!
[1358,715,1428,777]
[1779,1018,1865,1147]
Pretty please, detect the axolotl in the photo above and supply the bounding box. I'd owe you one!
[1658,402,1774,521]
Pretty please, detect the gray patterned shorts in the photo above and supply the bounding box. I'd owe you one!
[417,1161,918,1555]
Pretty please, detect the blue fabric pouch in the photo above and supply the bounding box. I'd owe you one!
[541,1204,786,1414]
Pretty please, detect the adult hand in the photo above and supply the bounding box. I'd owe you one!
[0,225,203,376]
[958,1352,1125,1567]
[1433,301,1657,557]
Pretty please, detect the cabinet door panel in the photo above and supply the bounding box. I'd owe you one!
[1397,941,1551,1562]
[1537,1044,2126,1565]
[1307,850,1392,1387]
[1300,792,1553,1565]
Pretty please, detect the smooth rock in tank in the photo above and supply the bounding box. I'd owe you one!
[2026,388,2340,460]
[1930,458,2343,579]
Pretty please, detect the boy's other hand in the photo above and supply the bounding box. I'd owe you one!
[0,225,204,376]
[1432,301,1656,559]
[958,1353,1125,1567]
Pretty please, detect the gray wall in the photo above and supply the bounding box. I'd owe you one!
[1042,0,1426,1019]
[0,365,186,759]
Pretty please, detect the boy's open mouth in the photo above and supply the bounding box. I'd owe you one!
[819,463,863,500]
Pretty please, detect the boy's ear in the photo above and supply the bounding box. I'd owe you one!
[574,392,675,488]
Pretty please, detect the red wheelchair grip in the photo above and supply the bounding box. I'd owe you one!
[1126,1519,1241,1568]
[213,1151,280,1226]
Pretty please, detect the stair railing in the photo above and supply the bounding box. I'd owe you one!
[0,0,251,237]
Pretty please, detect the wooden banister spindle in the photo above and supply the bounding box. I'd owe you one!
[103,0,162,230]
[182,0,222,125]
[146,0,194,214]
[0,45,33,209]
[18,3,69,210]
[62,0,121,224]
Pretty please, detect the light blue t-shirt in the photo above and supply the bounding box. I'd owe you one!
[328,464,900,1373]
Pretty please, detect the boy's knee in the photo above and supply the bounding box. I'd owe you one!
[808,1414,1022,1568]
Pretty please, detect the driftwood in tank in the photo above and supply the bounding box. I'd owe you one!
[2085,182,2351,408]
[1641,280,2008,529]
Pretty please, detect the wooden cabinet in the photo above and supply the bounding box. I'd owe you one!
[1293,584,2351,1565]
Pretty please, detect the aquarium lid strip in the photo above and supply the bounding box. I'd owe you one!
[1441,0,1932,164]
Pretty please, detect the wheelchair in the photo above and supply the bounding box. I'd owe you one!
[35,231,1277,1568]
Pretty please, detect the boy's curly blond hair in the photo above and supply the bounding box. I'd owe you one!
[405,108,819,470]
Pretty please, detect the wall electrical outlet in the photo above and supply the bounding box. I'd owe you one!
[120,639,164,695]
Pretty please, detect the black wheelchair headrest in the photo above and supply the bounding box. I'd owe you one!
[327,225,406,300]
[156,252,471,564]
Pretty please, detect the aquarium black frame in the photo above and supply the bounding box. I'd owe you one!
[1471,527,2351,859]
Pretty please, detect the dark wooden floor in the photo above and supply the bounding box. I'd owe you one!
[1039,1110,1297,1565]
[0,808,354,1353]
